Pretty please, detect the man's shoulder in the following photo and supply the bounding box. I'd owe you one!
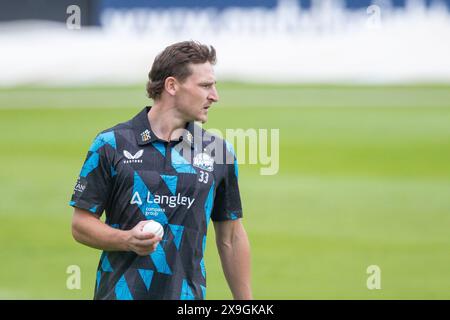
[88,118,135,154]
[98,118,134,136]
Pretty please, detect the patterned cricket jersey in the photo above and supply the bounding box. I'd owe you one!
[69,106,242,300]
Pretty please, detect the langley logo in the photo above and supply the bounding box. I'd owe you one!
[130,192,195,209]
[123,150,143,164]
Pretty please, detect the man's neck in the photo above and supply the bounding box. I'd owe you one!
[148,101,188,142]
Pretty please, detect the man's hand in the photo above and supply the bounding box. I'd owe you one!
[72,208,163,254]
[125,221,163,256]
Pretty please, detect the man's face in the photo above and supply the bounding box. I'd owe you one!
[174,62,219,123]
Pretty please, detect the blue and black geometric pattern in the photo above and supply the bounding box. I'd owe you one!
[70,107,243,300]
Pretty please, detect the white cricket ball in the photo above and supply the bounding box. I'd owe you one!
[142,220,164,238]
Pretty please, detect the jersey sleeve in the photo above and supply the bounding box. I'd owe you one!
[69,131,117,217]
[211,141,243,222]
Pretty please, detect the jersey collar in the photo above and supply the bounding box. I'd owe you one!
[132,106,197,150]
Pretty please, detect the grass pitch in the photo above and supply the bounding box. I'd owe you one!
[0,83,449,299]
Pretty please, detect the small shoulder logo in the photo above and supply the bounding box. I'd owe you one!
[74,176,86,193]
[123,150,144,164]
[141,129,151,142]
[193,153,214,172]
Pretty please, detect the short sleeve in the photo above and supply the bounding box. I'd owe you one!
[211,141,243,222]
[69,131,117,216]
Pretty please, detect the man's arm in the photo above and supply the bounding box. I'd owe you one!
[213,219,252,300]
[71,207,161,256]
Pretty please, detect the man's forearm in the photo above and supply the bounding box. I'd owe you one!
[72,210,129,251]
[217,226,252,300]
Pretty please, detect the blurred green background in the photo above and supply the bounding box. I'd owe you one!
[0,83,449,299]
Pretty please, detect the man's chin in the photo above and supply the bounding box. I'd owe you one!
[196,115,208,124]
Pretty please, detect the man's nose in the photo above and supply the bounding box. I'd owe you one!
[208,87,219,103]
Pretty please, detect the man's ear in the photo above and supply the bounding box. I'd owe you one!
[164,77,178,96]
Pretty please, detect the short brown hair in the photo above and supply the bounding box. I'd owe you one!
[146,41,216,100]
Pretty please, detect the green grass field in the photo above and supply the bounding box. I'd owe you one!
[1,83,450,299]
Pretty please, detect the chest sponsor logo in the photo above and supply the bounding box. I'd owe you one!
[130,192,195,209]
[123,150,143,164]
[193,153,214,172]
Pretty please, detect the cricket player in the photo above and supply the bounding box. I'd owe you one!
[69,41,252,300]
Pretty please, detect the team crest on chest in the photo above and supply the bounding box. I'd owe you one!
[193,153,214,172]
